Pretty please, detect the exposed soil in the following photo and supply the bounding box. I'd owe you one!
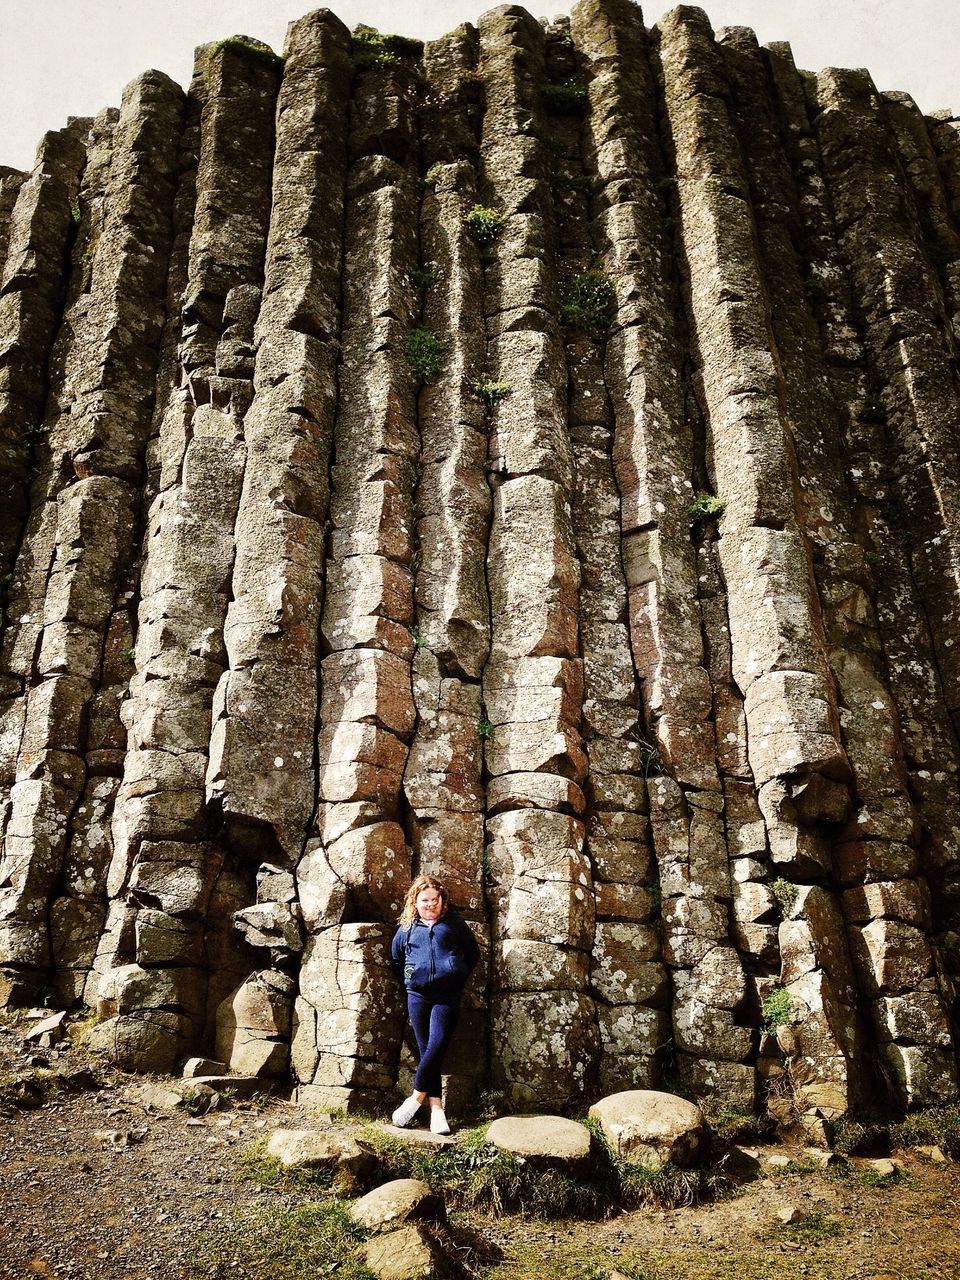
[2,1014,959,1280]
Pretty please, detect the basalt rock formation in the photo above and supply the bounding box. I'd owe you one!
[1,0,960,1123]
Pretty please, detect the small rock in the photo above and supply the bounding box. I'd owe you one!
[182,1057,227,1079]
[776,1204,804,1224]
[864,1158,899,1178]
[363,1224,450,1280]
[802,1146,844,1169]
[24,1012,67,1046]
[350,1179,445,1233]
[915,1144,947,1163]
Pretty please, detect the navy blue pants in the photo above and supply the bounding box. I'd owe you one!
[407,991,460,1098]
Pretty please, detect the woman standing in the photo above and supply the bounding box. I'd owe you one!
[390,874,480,1134]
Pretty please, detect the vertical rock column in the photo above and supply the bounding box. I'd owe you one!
[401,25,491,1109]
[557,0,668,1094]
[204,13,354,1072]
[573,0,752,1105]
[882,92,960,339]
[91,41,279,1070]
[722,29,956,1110]
[292,38,421,1112]
[476,5,598,1108]
[0,126,86,604]
[0,167,26,269]
[658,7,863,1110]
[0,76,183,1006]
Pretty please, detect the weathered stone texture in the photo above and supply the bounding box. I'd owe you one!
[1,3,959,1117]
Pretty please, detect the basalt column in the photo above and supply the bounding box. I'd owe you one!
[0,3,959,1117]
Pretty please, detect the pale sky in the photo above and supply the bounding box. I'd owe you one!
[1,0,956,173]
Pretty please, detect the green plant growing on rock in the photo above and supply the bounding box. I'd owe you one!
[477,717,494,739]
[405,327,446,383]
[770,876,797,917]
[207,36,283,71]
[688,492,725,525]
[410,262,441,291]
[423,162,444,187]
[542,78,588,115]
[121,645,136,663]
[464,204,506,256]
[351,24,422,70]
[857,391,886,425]
[761,985,793,1034]
[469,375,511,407]
[70,201,81,224]
[560,271,616,338]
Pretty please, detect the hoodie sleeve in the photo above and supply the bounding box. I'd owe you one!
[390,926,406,978]
[456,915,480,974]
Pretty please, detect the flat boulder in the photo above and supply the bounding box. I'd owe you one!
[350,1178,445,1233]
[363,1224,450,1280]
[486,1115,591,1167]
[265,1128,374,1188]
[588,1089,708,1169]
[375,1123,455,1149]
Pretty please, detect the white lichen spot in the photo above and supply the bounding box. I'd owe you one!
[274,757,283,768]
[870,699,886,711]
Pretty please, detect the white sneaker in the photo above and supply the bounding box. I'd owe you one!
[391,1095,422,1128]
[429,1106,451,1135]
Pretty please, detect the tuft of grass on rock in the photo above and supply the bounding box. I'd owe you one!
[405,327,446,383]
[465,204,506,256]
[560,271,616,338]
[688,492,725,525]
[351,24,423,70]
[187,1199,372,1280]
[469,375,512,407]
[233,1138,336,1193]
[542,78,588,115]
[761,985,793,1034]
[770,876,798,917]
[207,36,283,70]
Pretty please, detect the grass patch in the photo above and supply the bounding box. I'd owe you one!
[465,204,506,253]
[688,492,725,525]
[187,1199,372,1280]
[542,78,588,115]
[410,262,441,291]
[207,37,282,69]
[770,1211,842,1245]
[351,24,422,71]
[0,1068,57,1115]
[761,986,792,1034]
[560,271,616,338]
[856,392,886,425]
[706,1105,773,1145]
[234,1138,336,1193]
[830,1105,960,1159]
[770,876,797,916]
[469,376,512,407]
[405,327,446,383]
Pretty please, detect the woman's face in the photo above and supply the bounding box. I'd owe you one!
[416,887,443,921]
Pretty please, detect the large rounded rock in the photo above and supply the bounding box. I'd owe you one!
[349,1178,445,1233]
[588,1090,709,1169]
[486,1115,591,1169]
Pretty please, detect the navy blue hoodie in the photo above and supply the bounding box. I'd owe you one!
[390,911,480,997]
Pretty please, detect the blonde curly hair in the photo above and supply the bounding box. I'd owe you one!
[399,874,449,928]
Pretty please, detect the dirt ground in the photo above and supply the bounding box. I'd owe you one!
[2,1012,959,1280]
